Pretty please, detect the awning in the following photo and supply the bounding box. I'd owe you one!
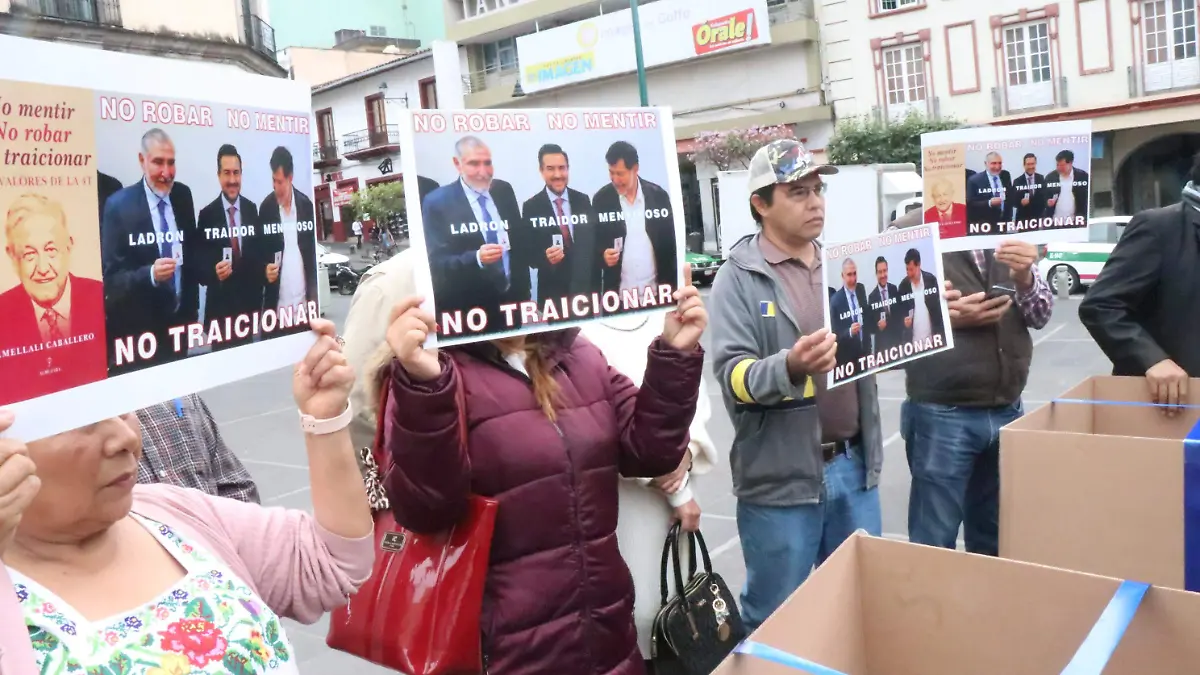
[881,170,923,195]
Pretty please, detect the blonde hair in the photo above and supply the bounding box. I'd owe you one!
[931,178,952,199]
[5,193,68,249]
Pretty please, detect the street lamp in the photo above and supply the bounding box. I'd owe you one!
[630,0,649,106]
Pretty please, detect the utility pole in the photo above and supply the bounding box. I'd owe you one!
[630,0,649,106]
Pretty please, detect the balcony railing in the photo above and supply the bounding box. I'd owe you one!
[243,13,276,59]
[767,0,814,23]
[463,63,520,96]
[312,141,339,163]
[9,0,122,26]
[343,125,399,153]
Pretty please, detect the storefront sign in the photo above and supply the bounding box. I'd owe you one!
[516,0,770,94]
[461,0,523,20]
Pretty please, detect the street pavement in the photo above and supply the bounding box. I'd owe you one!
[199,285,1111,673]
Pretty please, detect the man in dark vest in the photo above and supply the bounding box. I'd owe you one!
[900,234,1053,556]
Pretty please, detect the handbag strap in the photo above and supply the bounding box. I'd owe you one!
[691,529,714,576]
[659,521,680,606]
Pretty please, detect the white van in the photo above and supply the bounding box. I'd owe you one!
[1037,216,1133,294]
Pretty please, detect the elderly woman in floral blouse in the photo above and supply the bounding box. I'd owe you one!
[0,319,372,674]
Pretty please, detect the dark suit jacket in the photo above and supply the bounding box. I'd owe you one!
[867,282,903,354]
[830,283,869,365]
[592,178,677,294]
[197,194,266,323]
[260,187,318,313]
[521,186,601,304]
[422,178,529,334]
[898,270,945,341]
[0,275,108,405]
[967,170,1013,229]
[97,171,122,224]
[1011,172,1046,222]
[416,175,440,204]
[1043,168,1090,222]
[1079,202,1200,377]
[100,179,199,372]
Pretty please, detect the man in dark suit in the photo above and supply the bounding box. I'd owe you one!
[520,144,600,312]
[592,141,678,299]
[866,256,903,354]
[1043,149,1090,225]
[423,135,528,336]
[97,171,122,223]
[0,193,108,405]
[966,152,1012,232]
[100,128,199,374]
[830,258,869,368]
[197,144,268,351]
[416,175,440,204]
[1011,152,1046,223]
[898,247,944,344]
[260,146,318,325]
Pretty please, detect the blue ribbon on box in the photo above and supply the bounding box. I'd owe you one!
[734,580,1150,674]
[1053,398,1200,592]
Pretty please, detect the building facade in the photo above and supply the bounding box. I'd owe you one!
[280,28,422,86]
[440,0,827,253]
[310,50,437,241]
[0,0,282,75]
[267,0,445,50]
[820,0,1200,216]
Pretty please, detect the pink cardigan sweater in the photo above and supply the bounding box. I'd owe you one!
[0,483,375,674]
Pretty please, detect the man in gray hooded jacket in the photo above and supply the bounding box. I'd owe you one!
[709,139,884,632]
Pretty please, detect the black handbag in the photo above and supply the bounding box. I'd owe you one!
[649,522,747,675]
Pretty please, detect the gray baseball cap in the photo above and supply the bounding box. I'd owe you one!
[746,139,838,194]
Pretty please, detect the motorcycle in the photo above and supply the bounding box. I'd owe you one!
[329,261,362,296]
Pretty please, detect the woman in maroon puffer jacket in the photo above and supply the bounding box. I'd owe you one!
[380,283,707,675]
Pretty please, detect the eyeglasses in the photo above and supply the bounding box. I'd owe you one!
[789,183,826,200]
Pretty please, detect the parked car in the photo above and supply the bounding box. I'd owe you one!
[1036,215,1132,294]
[687,250,723,285]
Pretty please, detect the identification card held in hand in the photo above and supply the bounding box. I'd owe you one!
[614,236,624,253]
[222,247,232,263]
[274,251,283,266]
[551,233,564,249]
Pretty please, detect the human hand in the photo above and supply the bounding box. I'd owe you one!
[292,319,354,419]
[603,249,620,267]
[1048,196,1058,207]
[989,197,1001,207]
[651,452,690,495]
[0,411,41,558]
[877,318,886,331]
[479,244,505,265]
[674,499,701,533]
[1021,196,1030,206]
[662,266,707,352]
[943,280,963,321]
[265,263,280,284]
[215,260,232,282]
[996,240,1038,289]
[949,292,1012,328]
[386,296,441,382]
[546,246,565,265]
[1147,359,1189,416]
[152,258,176,283]
[851,322,861,336]
[786,328,838,379]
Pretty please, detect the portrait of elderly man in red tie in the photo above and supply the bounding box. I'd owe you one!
[0,192,108,405]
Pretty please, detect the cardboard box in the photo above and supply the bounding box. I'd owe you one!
[1000,376,1200,590]
[713,532,1200,674]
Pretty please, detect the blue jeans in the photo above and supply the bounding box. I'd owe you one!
[902,400,1023,556]
[736,446,881,632]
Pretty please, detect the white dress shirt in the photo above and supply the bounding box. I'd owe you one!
[277,195,307,310]
[33,276,72,341]
[463,179,510,283]
[618,186,655,292]
[1054,169,1076,221]
[145,180,181,300]
[912,274,932,342]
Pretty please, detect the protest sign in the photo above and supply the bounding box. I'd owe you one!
[921,120,1092,253]
[0,35,316,441]
[823,226,954,389]
[400,108,688,346]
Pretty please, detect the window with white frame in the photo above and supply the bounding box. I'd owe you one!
[1142,0,1200,92]
[1003,21,1054,110]
[882,43,926,118]
[876,0,921,13]
[483,37,518,73]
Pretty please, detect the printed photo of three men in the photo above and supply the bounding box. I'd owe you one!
[409,109,686,345]
[0,79,317,407]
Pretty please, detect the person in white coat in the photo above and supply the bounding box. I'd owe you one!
[580,311,717,667]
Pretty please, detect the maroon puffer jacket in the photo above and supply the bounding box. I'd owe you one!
[384,329,703,674]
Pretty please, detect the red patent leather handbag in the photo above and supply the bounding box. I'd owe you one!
[326,361,498,674]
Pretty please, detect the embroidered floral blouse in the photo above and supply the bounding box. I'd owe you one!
[11,514,299,675]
